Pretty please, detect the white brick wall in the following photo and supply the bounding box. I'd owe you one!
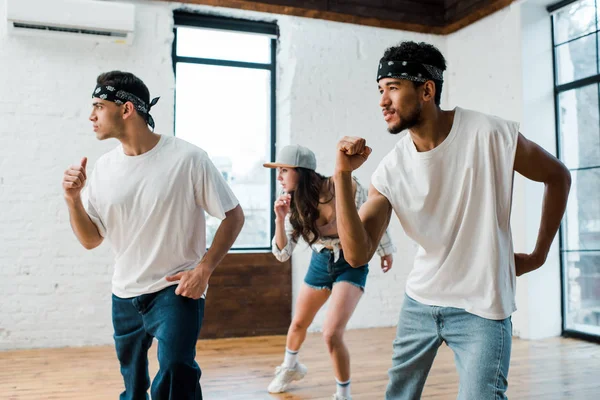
[0,0,556,349]
[0,1,175,349]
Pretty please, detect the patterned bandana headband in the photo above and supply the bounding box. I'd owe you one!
[376,59,444,83]
[92,85,160,129]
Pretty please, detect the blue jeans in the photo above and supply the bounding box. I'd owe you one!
[112,285,205,400]
[304,248,369,291]
[386,295,512,400]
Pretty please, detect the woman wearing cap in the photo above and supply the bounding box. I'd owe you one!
[264,144,396,400]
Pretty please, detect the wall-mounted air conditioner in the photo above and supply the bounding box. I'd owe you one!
[6,0,135,45]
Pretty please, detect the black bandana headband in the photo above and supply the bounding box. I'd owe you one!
[93,85,160,129]
[376,59,444,83]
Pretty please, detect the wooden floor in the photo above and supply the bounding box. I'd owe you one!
[1,327,600,399]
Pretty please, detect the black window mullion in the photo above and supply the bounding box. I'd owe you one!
[596,0,599,75]
[174,12,278,37]
[548,0,581,13]
[269,37,277,248]
[556,73,600,93]
[568,165,600,171]
[174,56,272,70]
[554,28,600,47]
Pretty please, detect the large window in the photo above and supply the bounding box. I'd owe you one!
[550,0,600,338]
[173,13,278,250]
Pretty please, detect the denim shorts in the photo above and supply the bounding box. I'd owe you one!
[304,248,369,291]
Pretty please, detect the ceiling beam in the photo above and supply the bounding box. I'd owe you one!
[161,0,517,35]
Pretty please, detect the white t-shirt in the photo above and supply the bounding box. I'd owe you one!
[82,135,239,298]
[372,107,519,320]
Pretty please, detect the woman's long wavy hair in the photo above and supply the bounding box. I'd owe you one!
[288,167,334,246]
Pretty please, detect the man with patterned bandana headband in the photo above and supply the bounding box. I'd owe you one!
[62,71,245,400]
[333,41,572,399]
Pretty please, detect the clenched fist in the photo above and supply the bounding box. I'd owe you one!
[63,157,88,200]
[335,136,372,174]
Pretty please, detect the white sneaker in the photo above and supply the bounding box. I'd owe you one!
[267,362,307,393]
[332,394,351,400]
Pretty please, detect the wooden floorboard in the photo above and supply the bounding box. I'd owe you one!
[1,327,600,399]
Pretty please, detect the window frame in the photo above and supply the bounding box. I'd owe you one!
[172,12,279,252]
[549,0,600,340]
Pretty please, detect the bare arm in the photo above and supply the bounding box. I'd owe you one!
[513,133,571,275]
[65,198,103,250]
[274,218,288,251]
[274,193,291,251]
[374,224,396,273]
[335,171,392,267]
[166,204,245,299]
[63,157,103,250]
[333,136,393,267]
[200,204,245,273]
[356,179,396,272]
[359,187,394,261]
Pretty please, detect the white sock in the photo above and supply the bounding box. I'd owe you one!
[283,348,298,368]
[336,378,351,397]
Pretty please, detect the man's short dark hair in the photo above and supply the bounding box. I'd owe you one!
[381,41,447,106]
[96,71,150,107]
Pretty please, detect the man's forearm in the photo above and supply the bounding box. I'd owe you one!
[65,197,103,249]
[198,205,245,273]
[333,171,371,267]
[533,170,571,264]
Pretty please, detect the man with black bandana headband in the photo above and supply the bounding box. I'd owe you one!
[61,71,245,400]
[332,42,572,399]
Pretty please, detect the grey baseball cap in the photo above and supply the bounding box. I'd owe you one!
[263,144,317,171]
